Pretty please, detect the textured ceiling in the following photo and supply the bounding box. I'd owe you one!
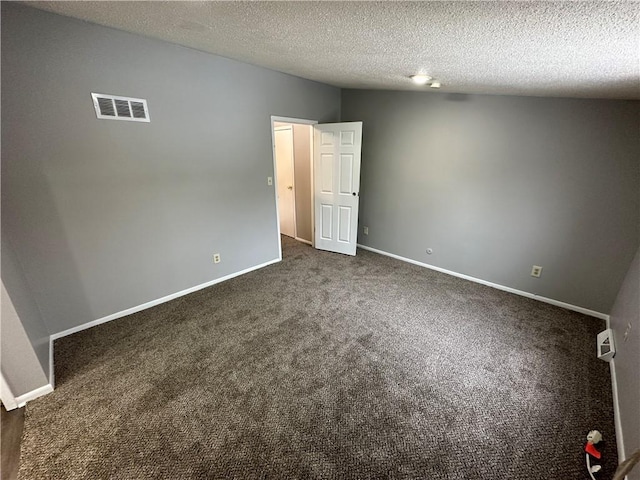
[27,1,640,99]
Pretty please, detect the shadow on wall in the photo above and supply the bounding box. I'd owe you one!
[444,77,639,101]
[1,166,92,345]
[571,77,640,100]
[445,94,471,102]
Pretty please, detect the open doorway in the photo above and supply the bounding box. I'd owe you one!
[271,117,317,254]
[271,117,363,258]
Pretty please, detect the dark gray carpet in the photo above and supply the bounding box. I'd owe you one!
[19,236,616,479]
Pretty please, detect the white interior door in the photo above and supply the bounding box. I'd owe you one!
[275,127,296,238]
[313,122,362,256]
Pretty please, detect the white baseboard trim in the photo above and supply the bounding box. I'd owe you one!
[49,336,55,388]
[609,358,626,465]
[295,237,312,246]
[604,320,625,468]
[15,384,54,408]
[50,258,281,342]
[357,244,609,321]
[1,373,18,410]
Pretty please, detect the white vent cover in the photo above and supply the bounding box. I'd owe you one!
[597,328,615,362]
[91,93,150,122]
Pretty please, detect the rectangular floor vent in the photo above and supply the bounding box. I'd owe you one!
[91,93,150,122]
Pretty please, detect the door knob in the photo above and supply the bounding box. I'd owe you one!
[287,186,293,190]
[352,192,357,196]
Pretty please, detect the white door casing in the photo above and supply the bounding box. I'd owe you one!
[313,122,363,256]
[274,126,296,238]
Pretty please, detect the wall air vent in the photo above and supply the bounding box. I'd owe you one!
[91,93,150,122]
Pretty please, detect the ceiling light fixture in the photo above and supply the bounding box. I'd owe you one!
[410,74,431,85]
[430,81,441,89]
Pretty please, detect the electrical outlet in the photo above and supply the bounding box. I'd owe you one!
[213,253,221,264]
[531,265,542,278]
[624,322,632,342]
[267,177,273,186]
[363,226,369,235]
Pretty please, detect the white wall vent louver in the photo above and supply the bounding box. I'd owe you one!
[91,93,150,122]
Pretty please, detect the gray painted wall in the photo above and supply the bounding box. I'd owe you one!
[1,282,49,396]
[342,89,639,314]
[2,238,50,395]
[1,3,340,335]
[293,124,313,243]
[610,248,640,477]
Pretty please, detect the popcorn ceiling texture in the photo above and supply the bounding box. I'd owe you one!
[27,1,639,99]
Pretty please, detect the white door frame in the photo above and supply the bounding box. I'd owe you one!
[270,116,318,258]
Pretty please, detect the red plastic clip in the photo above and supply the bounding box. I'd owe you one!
[585,442,601,459]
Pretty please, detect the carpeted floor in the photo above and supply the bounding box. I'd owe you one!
[19,236,616,479]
